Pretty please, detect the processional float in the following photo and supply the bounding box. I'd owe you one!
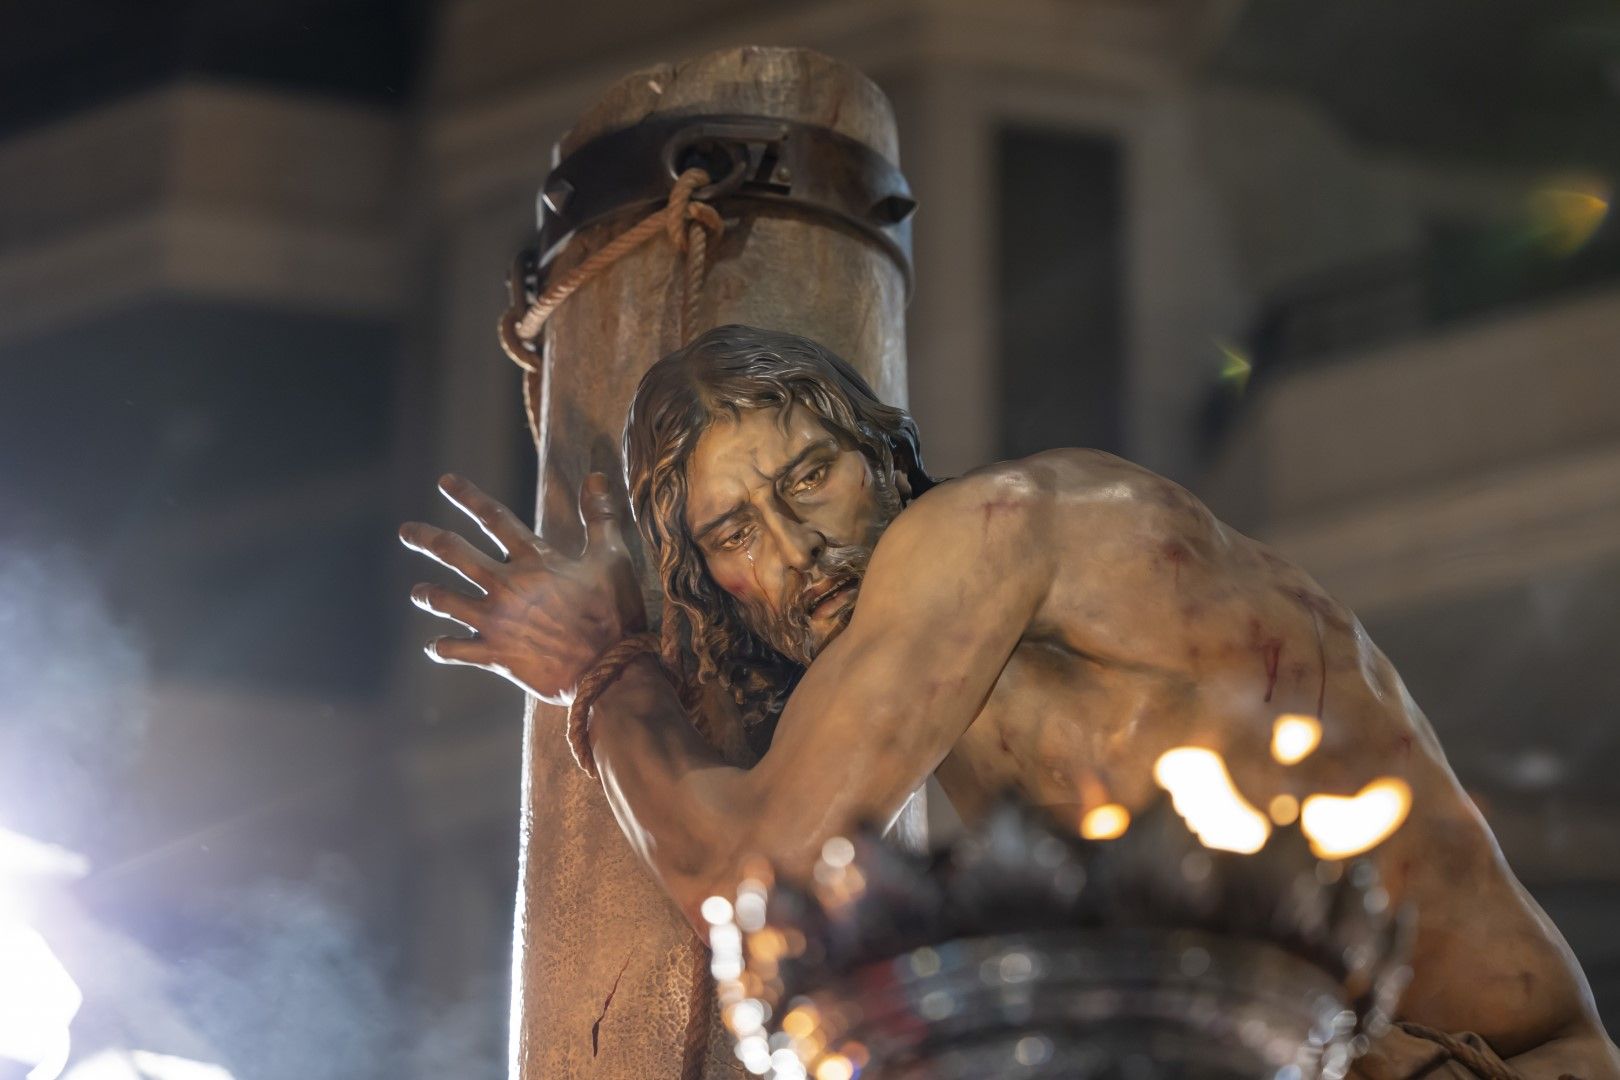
[498,45,1411,1079]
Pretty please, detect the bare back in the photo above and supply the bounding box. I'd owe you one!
[930,449,1611,1073]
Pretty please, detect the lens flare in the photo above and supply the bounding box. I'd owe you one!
[129,1053,235,1080]
[1271,714,1322,765]
[1300,777,1412,859]
[1528,177,1610,256]
[1079,803,1131,840]
[1215,340,1253,391]
[1152,747,1271,854]
[0,919,80,1080]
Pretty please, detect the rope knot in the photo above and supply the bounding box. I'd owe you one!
[498,164,726,449]
[667,166,725,254]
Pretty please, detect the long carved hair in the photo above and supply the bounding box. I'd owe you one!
[624,324,935,734]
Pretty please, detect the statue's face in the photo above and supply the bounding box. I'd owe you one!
[683,401,902,665]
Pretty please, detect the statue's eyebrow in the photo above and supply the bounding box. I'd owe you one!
[691,437,837,543]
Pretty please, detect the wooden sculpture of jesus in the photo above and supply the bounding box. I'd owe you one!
[401,324,1619,1079]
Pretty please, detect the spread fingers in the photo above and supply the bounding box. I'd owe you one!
[411,582,481,629]
[438,474,539,558]
[399,522,499,589]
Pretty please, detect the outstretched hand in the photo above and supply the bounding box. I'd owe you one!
[399,472,646,704]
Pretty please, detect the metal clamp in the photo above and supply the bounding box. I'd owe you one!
[532,113,917,295]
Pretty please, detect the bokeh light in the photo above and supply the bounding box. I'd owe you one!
[1153,747,1271,854]
[1300,778,1413,859]
[1271,715,1323,766]
[1079,803,1131,840]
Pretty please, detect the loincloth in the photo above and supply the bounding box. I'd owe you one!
[1352,1022,1583,1080]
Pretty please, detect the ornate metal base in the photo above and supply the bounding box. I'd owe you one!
[815,929,1357,1079]
[710,799,1411,1080]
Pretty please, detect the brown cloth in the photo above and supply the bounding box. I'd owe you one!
[1353,1022,1581,1080]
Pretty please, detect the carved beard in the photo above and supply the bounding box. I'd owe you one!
[735,468,904,668]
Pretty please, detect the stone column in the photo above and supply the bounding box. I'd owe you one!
[512,46,915,1079]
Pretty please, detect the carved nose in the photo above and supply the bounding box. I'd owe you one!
[777,518,824,573]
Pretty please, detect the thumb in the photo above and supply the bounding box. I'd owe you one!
[579,472,627,554]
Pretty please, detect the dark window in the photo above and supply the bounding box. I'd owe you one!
[995,126,1126,459]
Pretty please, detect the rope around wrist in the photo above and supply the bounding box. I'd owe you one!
[566,631,664,779]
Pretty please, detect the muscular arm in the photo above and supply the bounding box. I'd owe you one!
[588,468,1056,928]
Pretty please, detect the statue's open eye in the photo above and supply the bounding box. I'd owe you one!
[791,462,830,494]
[717,524,753,551]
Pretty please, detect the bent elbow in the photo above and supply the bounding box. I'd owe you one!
[656,775,771,933]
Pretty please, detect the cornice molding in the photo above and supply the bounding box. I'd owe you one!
[1266,441,1620,618]
[0,83,402,343]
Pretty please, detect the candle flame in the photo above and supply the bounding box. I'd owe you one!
[1153,747,1271,854]
[1271,714,1322,765]
[1300,777,1413,858]
[1079,803,1131,840]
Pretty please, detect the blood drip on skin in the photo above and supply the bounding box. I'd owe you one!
[1287,588,1331,717]
[1262,642,1281,702]
[1248,618,1284,702]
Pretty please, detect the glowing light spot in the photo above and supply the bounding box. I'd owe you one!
[0,918,80,1080]
[1153,747,1271,854]
[815,1055,854,1080]
[1269,793,1300,825]
[1079,803,1131,840]
[735,879,769,932]
[820,836,855,868]
[1301,777,1412,859]
[736,1034,771,1074]
[908,947,941,977]
[771,1048,807,1079]
[700,895,734,926]
[1014,1035,1054,1067]
[1216,340,1253,391]
[1528,177,1610,256]
[782,1005,819,1039]
[0,827,89,885]
[1271,714,1322,765]
[726,999,765,1035]
[128,1053,235,1080]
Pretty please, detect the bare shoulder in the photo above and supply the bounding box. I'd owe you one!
[959,450,1218,531]
[884,453,1063,541]
[887,450,1224,563]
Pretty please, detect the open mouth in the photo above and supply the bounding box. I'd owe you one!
[804,577,858,620]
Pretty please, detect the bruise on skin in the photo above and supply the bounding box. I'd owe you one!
[591,952,633,1056]
[980,496,1021,534]
[1161,539,1191,587]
